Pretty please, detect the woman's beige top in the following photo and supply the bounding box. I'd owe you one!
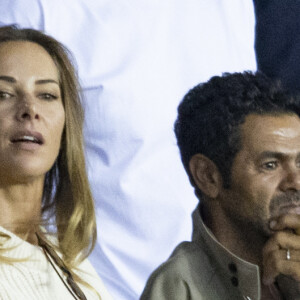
[0,226,114,300]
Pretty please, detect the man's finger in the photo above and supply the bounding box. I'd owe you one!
[264,231,300,253]
[270,214,300,233]
[263,249,300,284]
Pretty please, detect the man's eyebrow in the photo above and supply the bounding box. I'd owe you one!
[258,151,285,160]
[35,79,59,85]
[0,76,16,83]
[259,151,300,160]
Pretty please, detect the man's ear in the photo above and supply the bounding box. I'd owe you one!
[189,154,223,199]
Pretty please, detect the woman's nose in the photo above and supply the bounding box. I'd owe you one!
[16,97,39,121]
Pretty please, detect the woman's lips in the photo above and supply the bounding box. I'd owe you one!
[10,131,44,151]
[11,139,42,151]
[11,131,44,143]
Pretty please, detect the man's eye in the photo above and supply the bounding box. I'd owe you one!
[0,91,13,99]
[262,161,278,170]
[39,93,58,101]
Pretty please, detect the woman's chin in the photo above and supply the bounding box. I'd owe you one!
[0,165,49,185]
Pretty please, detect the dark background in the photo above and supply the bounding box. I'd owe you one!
[254,0,300,92]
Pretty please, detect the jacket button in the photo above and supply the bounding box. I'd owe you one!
[228,263,237,273]
[231,276,239,287]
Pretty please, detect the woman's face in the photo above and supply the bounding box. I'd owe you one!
[0,41,65,183]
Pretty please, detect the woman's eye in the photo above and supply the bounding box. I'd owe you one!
[39,93,58,101]
[0,91,13,99]
[262,161,278,170]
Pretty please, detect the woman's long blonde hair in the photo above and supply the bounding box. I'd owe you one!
[0,26,96,269]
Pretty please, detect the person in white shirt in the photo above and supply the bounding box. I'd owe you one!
[0,25,113,300]
[0,1,257,298]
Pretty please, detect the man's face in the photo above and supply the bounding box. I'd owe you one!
[219,113,300,236]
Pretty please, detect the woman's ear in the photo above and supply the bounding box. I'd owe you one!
[189,154,223,199]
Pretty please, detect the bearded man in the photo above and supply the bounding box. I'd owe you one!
[141,71,300,300]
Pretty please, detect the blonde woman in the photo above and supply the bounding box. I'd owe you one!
[0,26,113,300]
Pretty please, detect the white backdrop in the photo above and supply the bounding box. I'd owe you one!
[0,1,256,299]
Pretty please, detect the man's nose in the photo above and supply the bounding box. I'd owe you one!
[279,166,300,192]
[16,96,39,121]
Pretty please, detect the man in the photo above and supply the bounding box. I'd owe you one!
[0,1,256,298]
[141,71,300,300]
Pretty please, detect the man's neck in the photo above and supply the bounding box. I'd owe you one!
[201,202,266,266]
[200,202,286,299]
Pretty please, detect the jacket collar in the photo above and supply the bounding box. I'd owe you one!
[192,204,261,300]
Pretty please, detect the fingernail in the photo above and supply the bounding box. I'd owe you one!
[269,220,277,229]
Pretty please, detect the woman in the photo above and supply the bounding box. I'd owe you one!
[0,26,113,300]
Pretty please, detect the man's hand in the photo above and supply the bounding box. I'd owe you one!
[262,214,300,298]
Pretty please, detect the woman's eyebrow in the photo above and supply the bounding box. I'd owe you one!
[35,79,59,85]
[0,75,16,83]
[0,77,59,86]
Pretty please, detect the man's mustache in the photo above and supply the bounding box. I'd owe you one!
[270,191,300,213]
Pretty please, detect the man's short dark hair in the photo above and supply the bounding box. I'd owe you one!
[174,71,300,189]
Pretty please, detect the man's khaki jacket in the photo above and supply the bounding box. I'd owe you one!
[140,205,263,300]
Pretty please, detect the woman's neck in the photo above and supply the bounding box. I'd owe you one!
[0,179,44,244]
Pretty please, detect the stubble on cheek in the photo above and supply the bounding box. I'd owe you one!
[244,189,273,237]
